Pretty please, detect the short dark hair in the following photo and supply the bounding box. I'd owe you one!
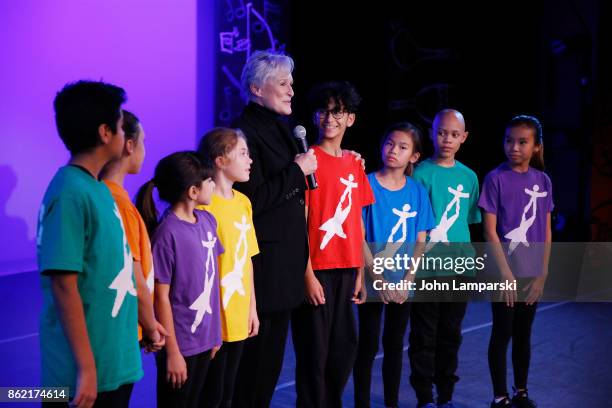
[308,81,362,113]
[53,80,126,155]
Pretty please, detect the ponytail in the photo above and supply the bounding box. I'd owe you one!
[136,180,158,236]
[136,151,210,236]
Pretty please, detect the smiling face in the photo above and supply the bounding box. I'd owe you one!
[252,69,294,115]
[220,137,252,183]
[504,125,540,168]
[314,99,355,143]
[382,130,420,172]
[432,111,468,160]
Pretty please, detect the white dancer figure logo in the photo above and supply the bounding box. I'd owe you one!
[504,184,548,255]
[109,205,137,318]
[319,174,358,250]
[387,204,418,243]
[189,232,217,333]
[426,184,470,251]
[221,215,251,308]
[375,204,418,272]
[146,242,154,293]
[36,204,45,247]
[146,264,155,293]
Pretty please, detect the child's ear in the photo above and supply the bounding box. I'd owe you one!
[346,113,356,128]
[461,131,469,144]
[98,123,113,145]
[214,156,226,169]
[411,151,420,163]
[187,185,199,200]
[125,139,135,155]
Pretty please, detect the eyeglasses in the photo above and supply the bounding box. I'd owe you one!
[315,109,347,120]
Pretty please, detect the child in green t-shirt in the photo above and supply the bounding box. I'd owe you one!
[409,109,481,408]
[37,81,143,407]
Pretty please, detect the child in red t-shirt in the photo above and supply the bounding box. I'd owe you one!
[292,81,374,408]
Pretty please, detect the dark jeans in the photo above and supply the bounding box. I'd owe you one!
[292,268,358,408]
[354,301,411,408]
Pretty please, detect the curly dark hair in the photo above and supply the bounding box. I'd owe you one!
[308,81,362,113]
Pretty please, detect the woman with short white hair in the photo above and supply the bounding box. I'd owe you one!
[231,50,317,407]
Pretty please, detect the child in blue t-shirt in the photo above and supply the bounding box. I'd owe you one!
[353,122,435,408]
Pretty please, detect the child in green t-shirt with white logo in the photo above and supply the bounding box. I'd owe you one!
[37,81,143,407]
[410,109,481,408]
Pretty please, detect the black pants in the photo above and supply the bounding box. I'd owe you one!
[232,309,291,407]
[43,382,134,408]
[202,340,245,408]
[354,302,411,408]
[156,348,211,408]
[409,297,467,405]
[292,268,358,408]
[488,300,537,397]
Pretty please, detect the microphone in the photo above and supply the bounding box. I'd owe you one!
[293,125,318,190]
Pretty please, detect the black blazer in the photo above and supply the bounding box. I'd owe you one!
[233,102,308,313]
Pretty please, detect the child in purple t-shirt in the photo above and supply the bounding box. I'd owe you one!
[478,115,553,408]
[137,151,224,408]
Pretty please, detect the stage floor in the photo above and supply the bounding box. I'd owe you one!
[1,271,610,407]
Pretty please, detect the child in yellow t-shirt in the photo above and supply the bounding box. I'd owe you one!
[197,127,260,407]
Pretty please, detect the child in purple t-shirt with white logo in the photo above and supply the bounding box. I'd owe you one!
[137,151,224,408]
[478,115,553,408]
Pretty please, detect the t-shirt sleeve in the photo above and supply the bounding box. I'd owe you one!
[359,166,375,207]
[417,184,436,232]
[38,195,85,274]
[121,205,142,262]
[544,173,555,212]
[468,173,482,224]
[244,197,260,257]
[207,212,225,256]
[478,172,498,216]
[152,236,175,285]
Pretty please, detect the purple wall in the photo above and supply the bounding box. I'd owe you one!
[0,0,214,274]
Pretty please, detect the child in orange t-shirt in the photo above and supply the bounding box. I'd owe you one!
[101,109,167,350]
